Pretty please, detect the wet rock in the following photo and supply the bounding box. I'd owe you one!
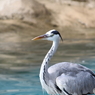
[0,0,51,23]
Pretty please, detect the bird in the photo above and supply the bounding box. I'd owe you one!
[32,29,95,95]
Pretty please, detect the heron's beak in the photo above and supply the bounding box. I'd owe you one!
[32,34,48,40]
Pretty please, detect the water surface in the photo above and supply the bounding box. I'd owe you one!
[0,33,95,95]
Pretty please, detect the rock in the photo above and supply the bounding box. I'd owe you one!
[0,0,51,23]
[37,0,95,28]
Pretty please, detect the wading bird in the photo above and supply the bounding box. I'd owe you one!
[32,30,95,95]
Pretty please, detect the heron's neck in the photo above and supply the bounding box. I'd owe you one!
[40,40,59,85]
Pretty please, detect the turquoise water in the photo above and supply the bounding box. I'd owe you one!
[0,59,95,95]
[0,40,95,95]
[0,68,43,95]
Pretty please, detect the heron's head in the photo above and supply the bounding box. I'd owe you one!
[32,29,63,41]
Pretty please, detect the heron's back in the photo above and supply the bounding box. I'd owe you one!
[48,62,95,95]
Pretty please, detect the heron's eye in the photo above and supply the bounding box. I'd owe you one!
[50,34,54,37]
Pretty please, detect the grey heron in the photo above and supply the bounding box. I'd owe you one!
[32,29,95,95]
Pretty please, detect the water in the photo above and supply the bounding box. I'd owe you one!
[0,33,95,95]
[1,59,95,95]
[0,68,43,95]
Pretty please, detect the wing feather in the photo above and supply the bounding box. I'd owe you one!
[48,62,95,95]
[56,71,95,95]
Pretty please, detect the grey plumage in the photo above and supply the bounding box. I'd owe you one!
[33,30,95,95]
[48,62,95,95]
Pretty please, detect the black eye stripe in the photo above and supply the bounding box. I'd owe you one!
[51,30,59,35]
[51,30,63,41]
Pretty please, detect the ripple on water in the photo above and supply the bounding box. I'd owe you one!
[0,68,44,95]
[0,40,95,95]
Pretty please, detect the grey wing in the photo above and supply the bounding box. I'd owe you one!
[56,71,95,95]
[48,62,95,95]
